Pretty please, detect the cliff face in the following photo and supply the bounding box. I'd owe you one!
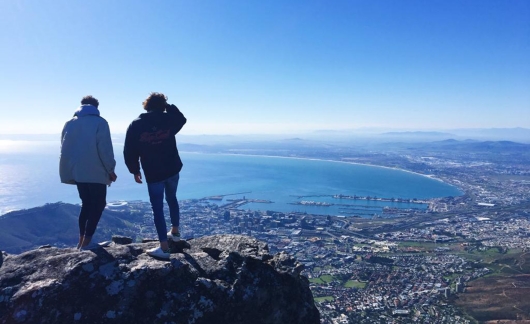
[0,235,319,324]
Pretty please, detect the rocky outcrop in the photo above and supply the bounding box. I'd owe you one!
[0,235,319,324]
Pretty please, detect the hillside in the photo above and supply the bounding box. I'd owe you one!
[0,202,142,254]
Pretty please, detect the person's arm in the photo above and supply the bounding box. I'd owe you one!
[166,104,187,135]
[123,123,142,182]
[96,120,117,181]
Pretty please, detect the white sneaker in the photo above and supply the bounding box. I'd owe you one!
[167,230,180,241]
[147,247,170,259]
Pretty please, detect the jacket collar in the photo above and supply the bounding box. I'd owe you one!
[74,105,100,117]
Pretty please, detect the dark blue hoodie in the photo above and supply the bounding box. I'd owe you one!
[123,104,186,183]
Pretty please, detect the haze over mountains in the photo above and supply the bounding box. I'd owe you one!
[2,127,530,144]
[307,127,530,143]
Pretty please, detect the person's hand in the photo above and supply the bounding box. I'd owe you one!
[109,172,118,182]
[166,103,178,111]
[134,173,143,184]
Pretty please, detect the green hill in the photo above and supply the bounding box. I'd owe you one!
[0,202,144,254]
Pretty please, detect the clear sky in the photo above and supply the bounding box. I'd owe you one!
[0,0,528,135]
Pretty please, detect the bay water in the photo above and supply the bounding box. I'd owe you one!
[0,140,462,216]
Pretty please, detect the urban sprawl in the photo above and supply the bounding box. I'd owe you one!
[106,144,530,324]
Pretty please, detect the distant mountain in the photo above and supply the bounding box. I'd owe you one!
[437,139,461,143]
[174,135,530,157]
[396,139,530,157]
[309,128,530,143]
[0,202,142,254]
[381,131,456,137]
[430,139,528,149]
[450,127,530,142]
[283,137,305,141]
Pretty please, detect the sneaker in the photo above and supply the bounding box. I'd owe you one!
[147,247,170,260]
[99,241,112,247]
[167,230,180,241]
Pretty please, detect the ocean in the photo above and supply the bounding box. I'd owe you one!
[0,140,462,216]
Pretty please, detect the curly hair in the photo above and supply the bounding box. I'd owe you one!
[143,92,168,112]
[81,95,99,108]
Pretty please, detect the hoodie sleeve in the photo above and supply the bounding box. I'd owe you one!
[166,104,187,135]
[61,122,66,143]
[124,122,141,175]
[96,119,116,174]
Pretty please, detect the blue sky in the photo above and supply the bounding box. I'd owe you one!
[0,0,528,135]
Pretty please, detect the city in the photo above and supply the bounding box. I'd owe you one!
[100,139,530,324]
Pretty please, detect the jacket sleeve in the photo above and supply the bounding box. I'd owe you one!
[96,120,116,174]
[61,122,67,144]
[166,104,187,135]
[123,123,141,175]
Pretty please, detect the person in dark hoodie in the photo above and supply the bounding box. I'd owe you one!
[60,95,117,249]
[124,92,186,259]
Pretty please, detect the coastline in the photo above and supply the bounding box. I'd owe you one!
[180,151,464,196]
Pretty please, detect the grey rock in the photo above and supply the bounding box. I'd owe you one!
[0,234,319,324]
[111,235,133,245]
[169,239,191,253]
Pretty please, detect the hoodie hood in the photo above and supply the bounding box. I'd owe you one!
[74,105,100,117]
[138,111,163,118]
[136,111,167,123]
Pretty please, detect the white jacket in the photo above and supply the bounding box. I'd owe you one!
[60,105,116,185]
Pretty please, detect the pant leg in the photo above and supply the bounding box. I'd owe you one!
[147,180,168,242]
[76,183,90,236]
[84,183,107,237]
[164,173,180,228]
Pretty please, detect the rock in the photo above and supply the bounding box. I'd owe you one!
[111,235,133,245]
[169,239,191,253]
[0,234,319,324]
[140,238,190,252]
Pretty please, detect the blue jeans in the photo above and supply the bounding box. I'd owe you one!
[147,173,180,243]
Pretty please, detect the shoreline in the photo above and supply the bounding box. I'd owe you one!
[181,151,464,195]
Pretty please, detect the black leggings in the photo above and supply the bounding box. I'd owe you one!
[76,183,107,237]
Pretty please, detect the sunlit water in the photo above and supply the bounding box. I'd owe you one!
[0,140,462,216]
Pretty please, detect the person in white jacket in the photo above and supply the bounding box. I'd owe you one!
[60,95,117,249]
